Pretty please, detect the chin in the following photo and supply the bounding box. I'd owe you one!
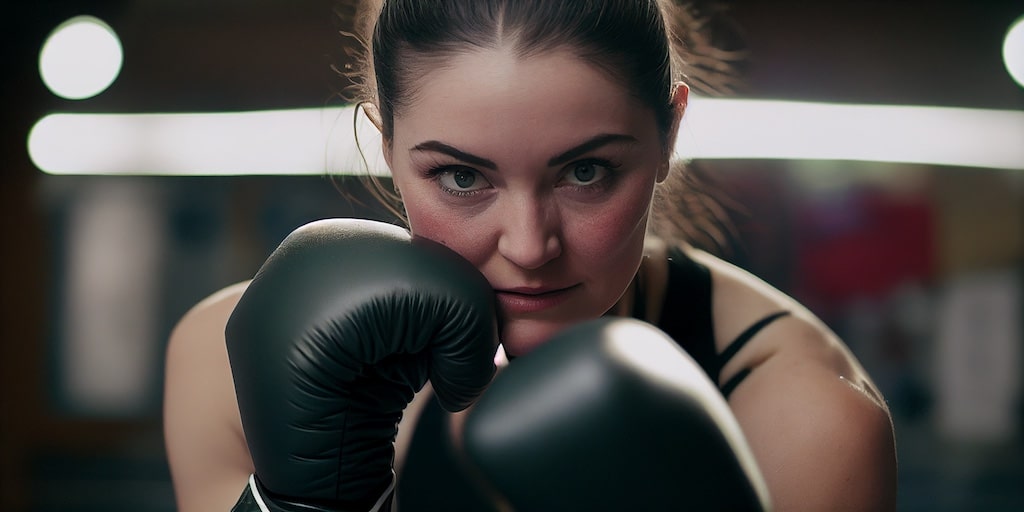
[500,318,578,358]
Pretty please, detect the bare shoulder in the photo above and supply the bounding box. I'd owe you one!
[164,281,254,511]
[685,248,879,399]
[686,249,897,511]
[168,281,250,352]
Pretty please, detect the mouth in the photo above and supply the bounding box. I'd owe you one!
[494,284,580,315]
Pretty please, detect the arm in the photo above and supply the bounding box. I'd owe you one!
[163,282,253,511]
[728,339,897,511]
[693,251,898,511]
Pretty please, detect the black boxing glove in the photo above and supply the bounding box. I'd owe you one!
[226,218,499,511]
[462,317,772,511]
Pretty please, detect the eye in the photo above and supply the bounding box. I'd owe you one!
[561,160,613,187]
[435,167,491,195]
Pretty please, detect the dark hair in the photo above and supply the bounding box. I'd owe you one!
[335,0,744,253]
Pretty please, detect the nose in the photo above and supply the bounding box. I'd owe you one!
[497,196,562,270]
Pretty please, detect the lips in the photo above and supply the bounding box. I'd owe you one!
[494,284,579,315]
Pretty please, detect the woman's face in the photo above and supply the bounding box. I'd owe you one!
[385,48,673,357]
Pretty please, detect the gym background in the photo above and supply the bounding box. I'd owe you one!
[2,0,1022,510]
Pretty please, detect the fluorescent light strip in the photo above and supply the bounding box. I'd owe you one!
[28,107,388,176]
[679,99,1024,170]
[28,99,1024,176]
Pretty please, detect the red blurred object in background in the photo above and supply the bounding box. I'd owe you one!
[795,188,936,305]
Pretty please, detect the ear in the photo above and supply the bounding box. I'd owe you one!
[362,101,384,133]
[658,82,689,183]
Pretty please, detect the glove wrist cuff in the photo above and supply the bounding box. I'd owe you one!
[243,472,396,512]
[366,472,396,512]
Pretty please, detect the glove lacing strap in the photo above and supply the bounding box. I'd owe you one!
[245,472,396,512]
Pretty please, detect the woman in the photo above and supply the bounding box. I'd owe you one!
[164,0,898,510]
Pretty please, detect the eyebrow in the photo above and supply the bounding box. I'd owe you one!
[548,133,637,167]
[411,141,497,170]
[410,133,637,170]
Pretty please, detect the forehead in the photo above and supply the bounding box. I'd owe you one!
[391,47,659,153]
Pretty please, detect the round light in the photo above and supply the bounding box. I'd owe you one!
[39,16,123,100]
[1005,15,1024,88]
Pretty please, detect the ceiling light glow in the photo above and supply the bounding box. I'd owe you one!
[39,16,124,100]
[1005,15,1024,88]
[28,107,386,176]
[678,99,1024,170]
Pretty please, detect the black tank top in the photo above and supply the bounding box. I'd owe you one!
[396,247,787,511]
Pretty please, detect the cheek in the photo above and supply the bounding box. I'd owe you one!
[402,189,494,267]
[569,181,655,263]
[390,159,498,269]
